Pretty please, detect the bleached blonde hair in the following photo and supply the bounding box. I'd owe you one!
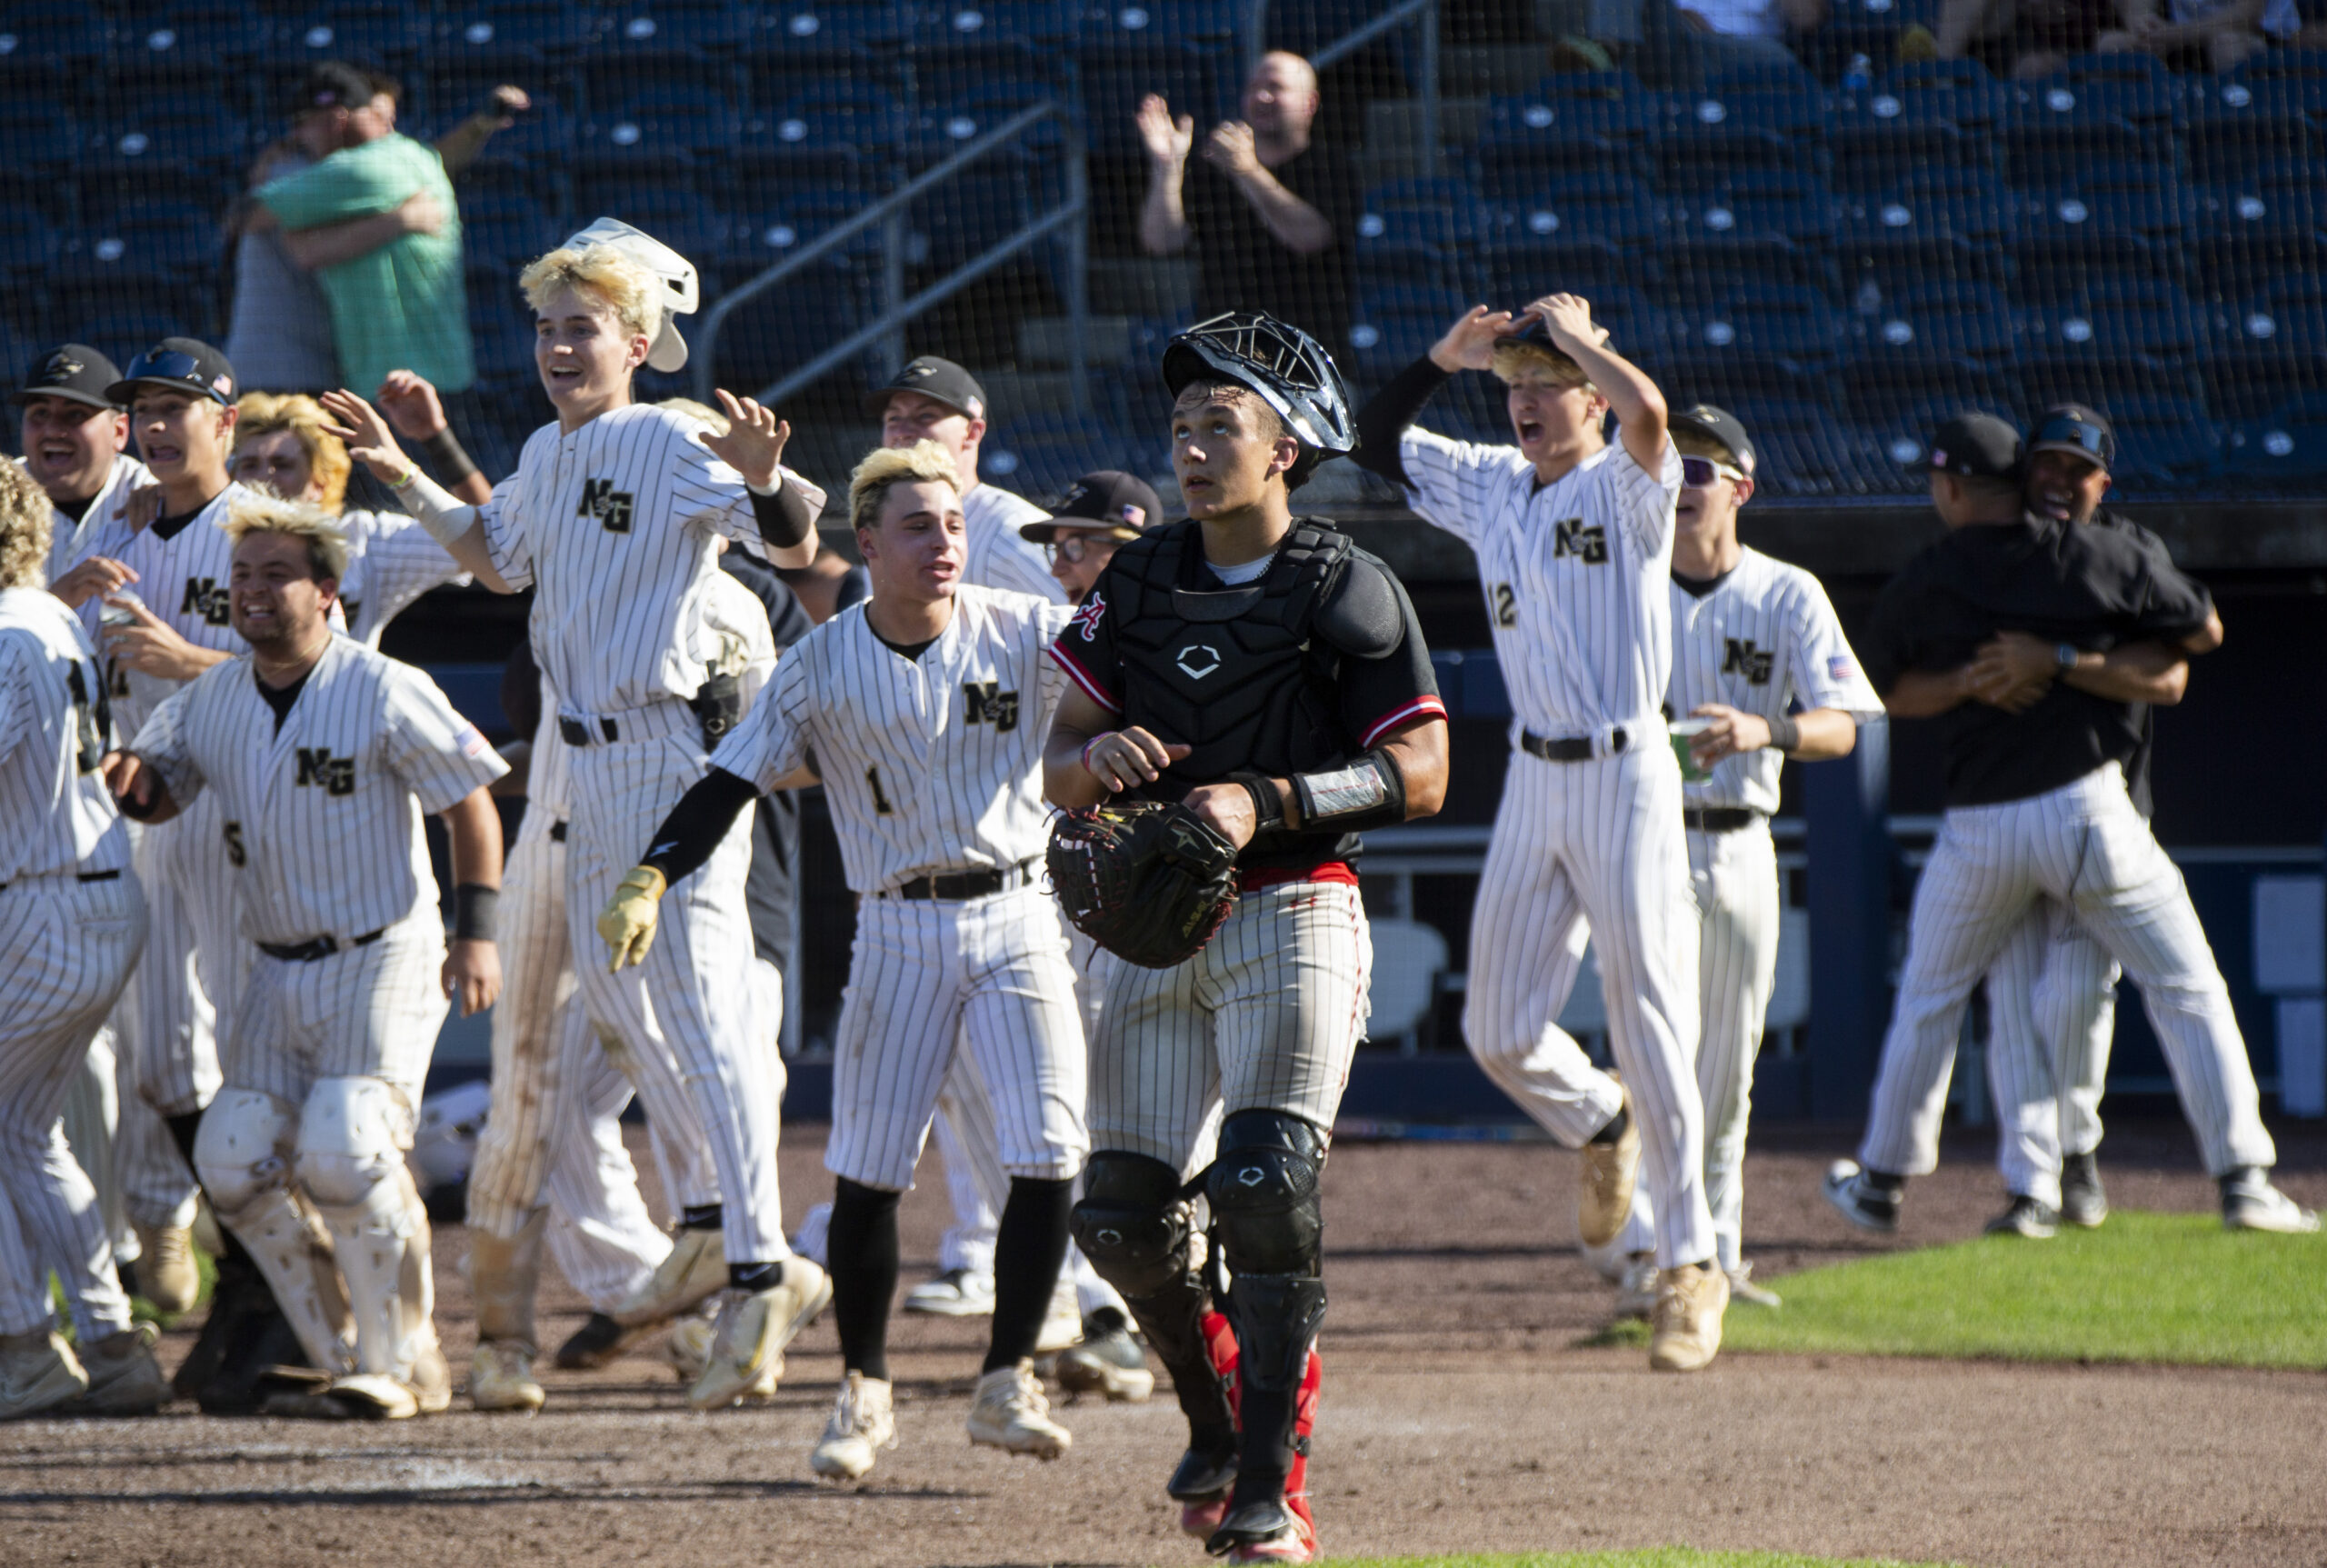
[1490,336,1593,391]
[0,460,52,592]
[519,245,662,343]
[223,493,350,584]
[233,392,352,512]
[849,439,961,534]
[656,396,730,435]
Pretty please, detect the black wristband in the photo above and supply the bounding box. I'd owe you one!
[452,883,498,941]
[1229,772,1285,834]
[420,427,478,486]
[749,477,814,550]
[1766,713,1801,754]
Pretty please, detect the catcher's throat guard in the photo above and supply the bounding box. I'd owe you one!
[1047,800,1240,968]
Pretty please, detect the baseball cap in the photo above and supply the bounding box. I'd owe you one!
[106,338,236,407]
[12,343,125,411]
[563,217,700,373]
[289,61,376,116]
[1669,404,1755,476]
[2029,403,2115,472]
[864,356,986,421]
[1926,413,2021,480]
[1020,471,1164,544]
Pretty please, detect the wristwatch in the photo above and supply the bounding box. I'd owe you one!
[2054,642,2080,672]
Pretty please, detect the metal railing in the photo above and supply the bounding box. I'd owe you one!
[1246,0,1440,175]
[694,100,1090,413]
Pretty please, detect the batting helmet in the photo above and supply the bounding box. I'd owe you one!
[563,216,700,373]
[1162,312,1355,488]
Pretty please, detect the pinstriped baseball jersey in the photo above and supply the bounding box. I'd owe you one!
[476,404,825,718]
[963,484,1064,604]
[128,635,506,944]
[712,584,1071,894]
[32,452,147,589]
[1668,548,1883,814]
[1398,432,1683,736]
[524,681,572,824]
[0,587,129,882]
[338,509,469,650]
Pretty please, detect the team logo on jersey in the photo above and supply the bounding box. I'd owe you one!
[181,577,231,626]
[1175,644,1222,680]
[963,680,1020,733]
[1722,638,1775,685]
[1069,591,1107,642]
[295,747,357,795]
[1552,518,1607,564]
[578,477,635,534]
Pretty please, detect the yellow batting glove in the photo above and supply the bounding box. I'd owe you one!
[598,865,668,972]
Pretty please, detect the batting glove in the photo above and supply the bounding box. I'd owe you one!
[598,865,668,971]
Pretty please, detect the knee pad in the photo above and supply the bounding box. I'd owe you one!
[192,1089,295,1215]
[1071,1151,1195,1299]
[294,1078,414,1213]
[1204,1112,1325,1278]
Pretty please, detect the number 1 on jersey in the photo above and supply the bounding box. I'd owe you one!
[866,765,895,815]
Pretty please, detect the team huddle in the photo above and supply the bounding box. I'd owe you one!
[2,215,2309,1565]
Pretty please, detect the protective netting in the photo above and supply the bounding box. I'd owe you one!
[7,3,2323,500]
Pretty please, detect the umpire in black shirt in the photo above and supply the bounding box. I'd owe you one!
[1823,414,2317,1237]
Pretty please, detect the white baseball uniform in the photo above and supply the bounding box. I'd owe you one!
[1985,905,2117,1207]
[714,584,1088,1192]
[963,482,1064,605]
[1396,428,1717,1270]
[0,587,146,1344]
[136,633,506,1384]
[339,508,473,649]
[34,451,148,589]
[479,403,820,1265]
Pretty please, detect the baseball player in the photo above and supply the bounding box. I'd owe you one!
[604,439,1093,1479]
[1824,414,2316,1236]
[105,494,508,1418]
[1350,298,1729,1373]
[1599,406,1885,1309]
[318,219,831,1409]
[0,459,172,1419]
[1045,313,1450,1563]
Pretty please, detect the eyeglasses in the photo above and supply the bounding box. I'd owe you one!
[1044,535,1118,565]
[1680,455,1745,488]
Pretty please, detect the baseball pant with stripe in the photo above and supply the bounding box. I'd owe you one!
[1986,906,2120,1207]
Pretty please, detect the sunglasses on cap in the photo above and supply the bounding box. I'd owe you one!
[122,350,227,402]
[2032,412,2111,464]
[1679,455,1745,488]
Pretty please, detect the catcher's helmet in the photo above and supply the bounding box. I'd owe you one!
[1162,312,1355,488]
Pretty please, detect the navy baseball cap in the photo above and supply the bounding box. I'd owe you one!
[13,344,125,411]
[865,356,986,421]
[1021,471,1164,544]
[1669,404,1755,477]
[1927,413,2021,480]
[2030,404,2115,472]
[107,338,237,407]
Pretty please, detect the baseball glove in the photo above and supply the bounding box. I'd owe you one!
[1047,801,1239,969]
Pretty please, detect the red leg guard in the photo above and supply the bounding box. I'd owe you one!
[1200,1310,1323,1552]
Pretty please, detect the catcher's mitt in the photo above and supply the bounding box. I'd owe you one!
[1047,801,1239,968]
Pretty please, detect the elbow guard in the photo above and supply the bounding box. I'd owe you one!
[1291,748,1406,832]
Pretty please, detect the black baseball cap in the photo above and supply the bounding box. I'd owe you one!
[107,337,237,407]
[1669,404,1755,476]
[1926,413,2022,480]
[1021,471,1164,544]
[2029,403,2115,472]
[864,356,986,421]
[12,343,125,411]
[290,61,376,116]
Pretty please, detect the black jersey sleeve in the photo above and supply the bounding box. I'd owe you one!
[1334,561,1447,747]
[1048,564,1127,714]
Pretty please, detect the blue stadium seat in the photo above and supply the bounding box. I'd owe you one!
[2223,416,2327,485]
[712,275,875,391]
[2197,158,2326,277]
[78,201,222,285]
[736,83,904,185]
[2092,394,2222,491]
[438,4,604,69]
[1836,166,2012,286]
[1846,278,2013,402]
[1746,418,1895,497]
[1576,284,1671,368]
[1667,168,1837,289]
[717,182,880,276]
[1673,283,1846,391]
[1348,285,1473,383]
[907,74,1069,164]
[468,312,539,384]
[0,5,110,89]
[572,185,729,260]
[2002,74,2177,189]
[2014,162,2192,283]
[749,0,910,65]
[2186,75,2322,183]
[1859,390,2023,474]
[2017,287,2204,383]
[275,3,431,71]
[460,191,560,272]
[1353,178,1493,293]
[1484,170,1662,297]
[1075,0,1240,55]
[1473,75,1659,197]
[1659,66,1830,184]
[462,97,577,181]
[910,156,1035,273]
[75,311,199,375]
[604,1,754,63]
[2211,280,2327,418]
[85,110,249,205]
[579,92,745,175]
[112,5,269,85]
[1829,62,2008,189]
[1817,0,1942,77]
[0,105,82,179]
[908,0,1074,65]
[0,200,62,280]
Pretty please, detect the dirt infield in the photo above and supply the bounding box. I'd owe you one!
[8,1117,2324,1568]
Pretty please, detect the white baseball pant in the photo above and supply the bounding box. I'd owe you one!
[1985,905,2119,1207]
[60,1030,130,1263]
[125,796,242,1117]
[0,875,147,1341]
[1464,744,1717,1270]
[1859,764,2276,1181]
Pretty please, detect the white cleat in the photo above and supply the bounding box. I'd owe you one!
[966,1359,1071,1460]
[810,1372,898,1481]
[903,1266,994,1317]
[611,1228,728,1328]
[470,1340,546,1413]
[688,1259,834,1411]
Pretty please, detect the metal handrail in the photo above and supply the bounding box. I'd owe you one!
[693,99,1085,405]
[1245,0,1439,175]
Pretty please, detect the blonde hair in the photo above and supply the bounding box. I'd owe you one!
[520,245,662,343]
[1490,336,1593,391]
[0,460,52,592]
[233,392,352,512]
[849,440,961,533]
[656,396,730,435]
[223,494,351,584]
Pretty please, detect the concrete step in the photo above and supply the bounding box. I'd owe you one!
[1088,256,1197,319]
[1016,315,1137,368]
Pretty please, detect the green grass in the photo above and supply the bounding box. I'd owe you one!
[45,1244,215,1340]
[1720,1211,2327,1368]
[1316,1553,1960,1567]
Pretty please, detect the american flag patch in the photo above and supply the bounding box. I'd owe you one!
[457,724,491,760]
[1829,655,1855,682]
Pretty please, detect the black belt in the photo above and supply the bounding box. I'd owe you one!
[0,868,122,891]
[258,928,385,962]
[1519,726,1627,763]
[549,819,568,843]
[558,716,621,745]
[1684,807,1763,834]
[884,861,1034,901]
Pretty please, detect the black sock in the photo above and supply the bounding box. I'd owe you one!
[1865,1169,1906,1194]
[984,1175,1074,1373]
[827,1179,902,1382]
[682,1203,724,1232]
[728,1261,784,1292]
[1588,1104,1629,1145]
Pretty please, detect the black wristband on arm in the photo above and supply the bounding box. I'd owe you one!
[1766,713,1801,754]
[420,428,479,487]
[453,883,498,941]
[640,767,762,886]
[1229,771,1286,834]
[749,478,815,551]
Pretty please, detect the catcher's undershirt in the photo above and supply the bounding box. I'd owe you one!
[642,768,761,885]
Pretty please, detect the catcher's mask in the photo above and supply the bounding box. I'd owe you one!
[1162,312,1355,491]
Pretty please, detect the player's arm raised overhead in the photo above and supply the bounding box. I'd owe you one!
[1525,292,1667,476]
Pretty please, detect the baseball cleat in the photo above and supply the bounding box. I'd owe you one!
[1168,1438,1238,1537]
[1576,1078,1641,1249]
[1983,1194,2060,1239]
[470,1340,546,1413]
[610,1227,728,1328]
[2059,1153,2108,1229]
[0,1330,89,1420]
[1613,1253,1658,1321]
[1821,1160,1901,1233]
[554,1311,653,1371]
[903,1266,995,1317]
[133,1224,203,1316]
[324,1373,422,1420]
[1208,1499,1315,1563]
[1648,1260,1729,1373]
[688,1259,833,1411]
[412,1343,454,1415]
[1054,1308,1154,1403]
[664,1313,716,1383]
[2221,1170,2321,1233]
[810,1372,897,1481]
[965,1359,1071,1459]
[65,1324,172,1415]
[1725,1262,1782,1309]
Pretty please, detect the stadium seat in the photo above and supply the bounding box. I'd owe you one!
[712,275,875,392]
[1858,389,2022,477]
[2196,158,2326,281]
[461,191,561,272]
[2222,416,2327,485]
[1354,178,1493,294]
[1484,170,1662,298]
[1075,0,1241,55]
[907,74,1070,164]
[2210,281,2327,418]
[0,105,83,185]
[1658,65,1831,184]
[738,83,904,183]
[0,200,62,284]
[1829,62,2008,190]
[112,5,269,86]
[1666,168,1837,290]
[749,0,910,65]
[2017,287,2204,384]
[75,311,200,375]
[603,1,754,65]
[1348,285,1474,383]
[1815,0,1942,79]
[1835,166,2012,287]
[2186,75,2322,184]
[0,5,109,90]
[2086,394,2222,491]
[437,4,604,70]
[2002,74,2177,190]
[910,156,1036,273]
[1473,75,1660,197]
[1845,278,2014,402]
[77,201,223,288]
[571,185,729,260]
[980,410,1144,499]
[275,3,431,71]
[2013,162,2192,285]
[907,0,1073,65]
[579,92,745,175]
[717,182,881,278]
[85,110,248,207]
[1745,416,1894,497]
[461,97,577,183]
[1672,283,1846,393]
